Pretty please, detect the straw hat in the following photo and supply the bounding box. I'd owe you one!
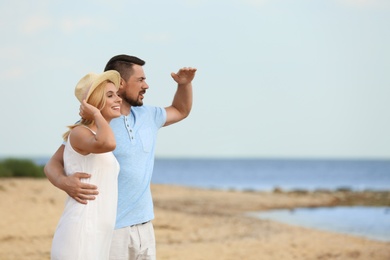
[74,70,121,103]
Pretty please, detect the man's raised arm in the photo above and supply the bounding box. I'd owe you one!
[164,67,197,126]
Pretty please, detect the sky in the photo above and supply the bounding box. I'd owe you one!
[1,0,390,159]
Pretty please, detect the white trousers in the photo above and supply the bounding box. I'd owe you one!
[109,222,156,260]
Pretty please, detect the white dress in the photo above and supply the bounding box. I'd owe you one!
[51,130,119,260]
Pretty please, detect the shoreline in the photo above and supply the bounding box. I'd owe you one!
[245,206,390,243]
[0,178,389,259]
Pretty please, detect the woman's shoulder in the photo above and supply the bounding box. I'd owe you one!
[68,125,96,155]
[70,125,95,139]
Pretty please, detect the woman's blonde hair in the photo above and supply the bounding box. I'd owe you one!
[62,80,110,141]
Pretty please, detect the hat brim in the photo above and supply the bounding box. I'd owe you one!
[83,70,121,102]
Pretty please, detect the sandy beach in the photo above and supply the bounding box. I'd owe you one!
[0,178,389,260]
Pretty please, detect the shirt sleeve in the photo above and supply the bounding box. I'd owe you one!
[145,105,167,128]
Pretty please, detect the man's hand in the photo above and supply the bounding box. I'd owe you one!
[62,172,99,204]
[171,67,197,86]
[45,145,99,204]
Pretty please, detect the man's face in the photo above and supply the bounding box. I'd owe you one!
[118,64,149,107]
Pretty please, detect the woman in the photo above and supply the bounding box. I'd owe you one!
[51,71,122,260]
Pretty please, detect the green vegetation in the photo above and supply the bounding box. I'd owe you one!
[0,158,45,178]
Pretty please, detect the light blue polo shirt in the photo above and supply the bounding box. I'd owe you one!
[110,105,166,229]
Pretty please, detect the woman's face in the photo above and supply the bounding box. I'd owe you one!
[101,82,122,120]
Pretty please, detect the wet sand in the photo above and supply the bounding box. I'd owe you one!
[0,178,389,260]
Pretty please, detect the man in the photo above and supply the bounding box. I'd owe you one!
[44,54,197,259]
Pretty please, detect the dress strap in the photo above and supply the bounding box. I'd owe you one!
[81,125,96,135]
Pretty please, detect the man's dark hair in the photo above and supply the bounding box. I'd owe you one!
[104,55,145,80]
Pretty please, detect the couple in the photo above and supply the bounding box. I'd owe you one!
[45,54,197,260]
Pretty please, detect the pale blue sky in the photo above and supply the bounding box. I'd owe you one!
[1,0,390,159]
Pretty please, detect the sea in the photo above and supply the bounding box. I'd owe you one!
[151,158,390,192]
[33,157,390,242]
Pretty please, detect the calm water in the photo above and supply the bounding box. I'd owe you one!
[152,158,390,192]
[247,206,390,242]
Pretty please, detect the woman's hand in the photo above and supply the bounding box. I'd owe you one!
[79,99,100,120]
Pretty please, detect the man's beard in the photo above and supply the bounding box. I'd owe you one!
[122,95,143,107]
